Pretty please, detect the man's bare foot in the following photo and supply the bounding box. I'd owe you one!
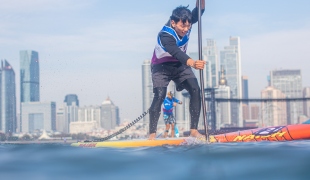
[189,129,206,141]
[189,129,201,137]
[148,133,156,140]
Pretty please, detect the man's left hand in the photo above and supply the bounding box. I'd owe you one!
[193,60,206,70]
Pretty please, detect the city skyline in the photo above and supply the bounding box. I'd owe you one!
[1,0,310,121]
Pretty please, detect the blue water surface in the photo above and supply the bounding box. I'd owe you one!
[0,140,310,180]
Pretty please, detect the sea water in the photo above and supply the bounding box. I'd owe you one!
[0,141,310,180]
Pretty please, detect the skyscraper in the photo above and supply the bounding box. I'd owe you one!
[0,60,17,133]
[220,37,243,127]
[56,106,65,133]
[100,97,119,130]
[63,94,79,133]
[215,67,231,128]
[242,75,249,121]
[64,94,79,106]
[261,86,287,126]
[203,39,219,88]
[270,69,303,124]
[20,50,40,103]
[142,60,153,131]
[242,76,249,104]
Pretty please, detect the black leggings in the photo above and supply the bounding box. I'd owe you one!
[149,78,201,134]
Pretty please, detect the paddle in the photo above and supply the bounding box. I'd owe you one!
[197,0,209,143]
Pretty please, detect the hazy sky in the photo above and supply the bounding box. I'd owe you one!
[1,0,310,121]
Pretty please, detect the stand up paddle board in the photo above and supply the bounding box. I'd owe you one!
[71,124,310,148]
[71,138,187,148]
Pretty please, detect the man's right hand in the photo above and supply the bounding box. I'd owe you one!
[186,59,206,70]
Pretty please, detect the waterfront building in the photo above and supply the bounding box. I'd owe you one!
[220,37,243,127]
[0,60,17,133]
[21,102,56,133]
[242,104,250,120]
[64,94,79,133]
[242,76,249,104]
[100,97,119,130]
[70,121,98,134]
[215,67,231,128]
[261,86,287,126]
[242,76,250,121]
[203,39,219,88]
[56,106,65,133]
[78,105,101,123]
[20,50,40,102]
[20,50,40,132]
[270,69,303,124]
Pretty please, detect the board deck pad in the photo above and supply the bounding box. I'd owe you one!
[71,124,310,148]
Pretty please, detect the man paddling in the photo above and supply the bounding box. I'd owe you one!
[148,0,206,140]
[163,91,182,138]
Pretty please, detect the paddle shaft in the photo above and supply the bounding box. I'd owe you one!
[197,0,209,142]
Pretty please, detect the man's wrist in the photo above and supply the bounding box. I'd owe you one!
[187,59,195,68]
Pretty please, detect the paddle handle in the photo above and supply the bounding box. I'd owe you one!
[197,0,209,142]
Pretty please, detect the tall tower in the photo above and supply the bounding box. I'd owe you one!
[215,66,231,129]
[63,94,79,133]
[142,60,153,131]
[242,75,249,122]
[0,60,17,133]
[270,69,303,124]
[100,97,119,130]
[261,86,287,126]
[242,76,249,104]
[20,50,40,102]
[220,37,243,127]
[203,39,219,88]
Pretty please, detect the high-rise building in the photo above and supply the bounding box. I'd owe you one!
[63,94,79,133]
[20,50,40,133]
[242,75,249,121]
[250,104,260,120]
[270,69,303,124]
[220,37,243,127]
[100,97,119,130]
[261,86,287,126]
[215,67,231,128]
[142,60,153,131]
[20,50,40,103]
[0,60,17,133]
[203,39,219,88]
[242,104,250,120]
[64,94,79,106]
[21,102,56,133]
[78,105,101,123]
[74,105,101,133]
[56,106,65,133]
[303,87,310,117]
[242,76,249,104]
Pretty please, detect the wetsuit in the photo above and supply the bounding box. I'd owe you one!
[149,7,204,134]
